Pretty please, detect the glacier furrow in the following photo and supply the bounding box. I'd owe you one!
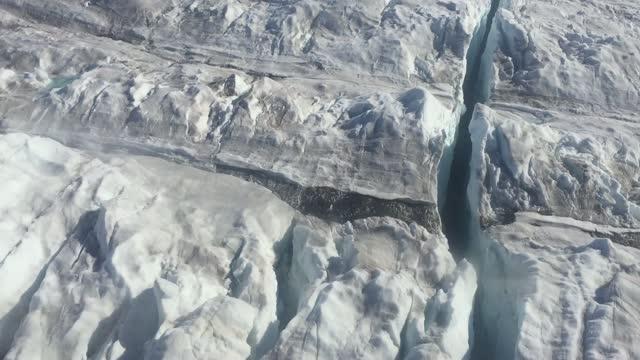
[441,0,502,258]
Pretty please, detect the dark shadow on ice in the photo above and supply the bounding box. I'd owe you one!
[117,288,160,360]
[216,163,442,233]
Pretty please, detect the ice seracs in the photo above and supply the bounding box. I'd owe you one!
[0,133,475,359]
[145,296,258,360]
[2,0,639,358]
[268,217,476,359]
[0,0,497,357]
[0,0,492,205]
[469,104,640,229]
[468,0,640,358]
[0,3,496,355]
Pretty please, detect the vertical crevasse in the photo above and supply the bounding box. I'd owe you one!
[438,0,502,358]
[441,0,501,259]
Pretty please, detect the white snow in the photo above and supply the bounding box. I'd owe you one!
[145,296,258,360]
[0,133,296,359]
[0,68,16,90]
[467,0,640,358]
[269,217,476,359]
[0,133,475,359]
[0,0,493,203]
[468,104,640,228]
[406,260,477,360]
[473,213,640,359]
[0,2,496,355]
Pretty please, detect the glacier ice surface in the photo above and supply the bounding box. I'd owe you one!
[467,0,640,358]
[0,133,475,359]
[1,0,640,358]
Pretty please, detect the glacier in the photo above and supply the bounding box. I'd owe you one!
[0,0,639,359]
[0,133,476,360]
[466,0,640,359]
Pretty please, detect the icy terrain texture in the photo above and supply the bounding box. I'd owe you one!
[0,0,639,359]
[468,0,640,359]
[0,133,475,360]
[0,0,491,204]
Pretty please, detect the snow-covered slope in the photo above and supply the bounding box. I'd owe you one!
[468,0,640,358]
[476,212,640,359]
[0,133,475,359]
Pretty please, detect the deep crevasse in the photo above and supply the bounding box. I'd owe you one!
[8,0,640,358]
